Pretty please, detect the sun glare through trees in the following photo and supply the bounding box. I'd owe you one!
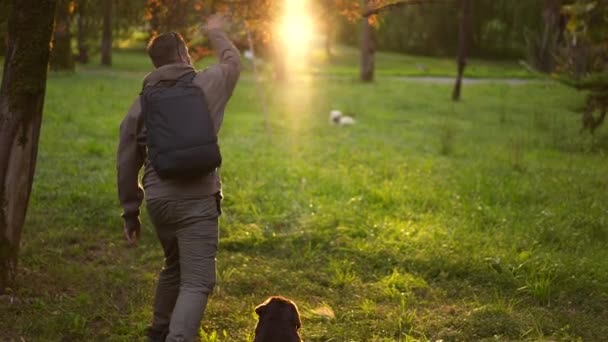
[275,0,317,133]
[277,0,315,72]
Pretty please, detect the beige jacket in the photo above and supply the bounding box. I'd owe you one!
[117,28,240,222]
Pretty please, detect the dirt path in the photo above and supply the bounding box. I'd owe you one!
[303,73,546,85]
[79,68,547,85]
[390,76,546,85]
[242,73,548,85]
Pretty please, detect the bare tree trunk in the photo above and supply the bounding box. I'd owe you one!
[77,0,89,64]
[0,32,5,57]
[50,0,74,71]
[538,0,560,73]
[101,0,112,66]
[452,0,472,101]
[360,3,375,82]
[0,1,7,57]
[0,0,57,294]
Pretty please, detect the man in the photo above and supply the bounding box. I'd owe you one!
[116,13,240,342]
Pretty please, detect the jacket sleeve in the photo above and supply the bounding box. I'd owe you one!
[117,98,145,222]
[196,28,242,133]
[207,28,241,95]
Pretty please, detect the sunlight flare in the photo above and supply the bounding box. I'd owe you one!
[273,0,317,136]
[277,0,315,69]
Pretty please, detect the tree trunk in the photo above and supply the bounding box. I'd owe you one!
[360,7,375,82]
[101,0,112,66]
[452,0,472,101]
[538,0,560,73]
[0,32,5,57]
[50,0,74,71]
[0,1,10,57]
[77,0,89,64]
[0,0,57,294]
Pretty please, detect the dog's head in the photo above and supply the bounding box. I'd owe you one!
[254,296,301,342]
[330,110,342,124]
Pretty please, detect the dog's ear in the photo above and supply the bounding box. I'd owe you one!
[288,302,302,330]
[255,302,268,317]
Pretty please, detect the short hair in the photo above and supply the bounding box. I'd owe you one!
[147,32,187,68]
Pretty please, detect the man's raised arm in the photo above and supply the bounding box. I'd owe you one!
[204,13,241,94]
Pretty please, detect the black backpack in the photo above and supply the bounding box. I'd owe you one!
[140,71,221,179]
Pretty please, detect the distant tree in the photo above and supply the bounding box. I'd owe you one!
[0,0,57,293]
[76,0,90,63]
[452,0,472,101]
[375,1,544,58]
[114,0,148,34]
[50,0,75,71]
[311,0,342,60]
[358,0,455,82]
[557,0,608,133]
[360,0,376,82]
[0,0,8,57]
[526,0,563,73]
[145,0,214,38]
[101,0,112,66]
[72,0,146,65]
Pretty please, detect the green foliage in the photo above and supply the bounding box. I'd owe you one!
[339,0,546,59]
[1,52,608,340]
[145,0,209,36]
[69,0,147,60]
[557,0,608,133]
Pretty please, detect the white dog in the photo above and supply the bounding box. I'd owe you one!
[244,50,255,60]
[329,110,356,126]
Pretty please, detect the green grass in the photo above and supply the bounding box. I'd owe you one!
[1,51,608,341]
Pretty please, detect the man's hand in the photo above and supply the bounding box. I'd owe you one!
[205,12,230,32]
[123,217,141,247]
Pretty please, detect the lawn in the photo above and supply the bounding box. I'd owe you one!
[1,50,607,341]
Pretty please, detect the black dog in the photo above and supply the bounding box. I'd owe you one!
[254,296,302,342]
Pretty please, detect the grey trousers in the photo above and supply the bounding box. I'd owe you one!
[145,194,220,342]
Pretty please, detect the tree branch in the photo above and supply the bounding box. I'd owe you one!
[363,0,454,17]
[216,0,251,5]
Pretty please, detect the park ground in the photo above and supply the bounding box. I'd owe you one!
[1,47,608,341]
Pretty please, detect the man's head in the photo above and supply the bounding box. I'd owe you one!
[147,32,191,68]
